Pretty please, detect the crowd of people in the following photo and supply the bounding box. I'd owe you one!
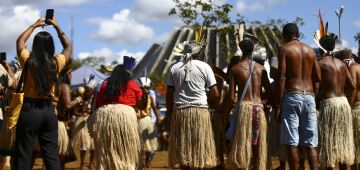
[0,14,358,170]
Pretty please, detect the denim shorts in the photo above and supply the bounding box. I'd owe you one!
[280,92,318,147]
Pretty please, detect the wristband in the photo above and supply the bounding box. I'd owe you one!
[29,25,36,29]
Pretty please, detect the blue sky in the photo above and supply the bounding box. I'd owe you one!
[0,0,359,63]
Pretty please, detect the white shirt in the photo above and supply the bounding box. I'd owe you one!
[167,60,217,108]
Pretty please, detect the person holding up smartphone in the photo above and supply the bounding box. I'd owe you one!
[13,12,72,170]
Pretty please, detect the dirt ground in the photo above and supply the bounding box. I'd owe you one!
[29,151,283,170]
[7,150,346,170]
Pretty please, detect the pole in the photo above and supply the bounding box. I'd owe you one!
[338,15,341,40]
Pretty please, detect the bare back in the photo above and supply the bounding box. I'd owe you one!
[318,56,353,100]
[229,59,269,104]
[280,40,319,92]
[347,63,360,102]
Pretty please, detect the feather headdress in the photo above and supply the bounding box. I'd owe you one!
[123,56,137,72]
[171,26,207,82]
[313,9,329,53]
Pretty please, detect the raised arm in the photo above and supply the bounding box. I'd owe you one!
[16,17,45,56]
[47,17,72,63]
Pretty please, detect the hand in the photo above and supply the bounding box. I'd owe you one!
[47,16,58,27]
[32,17,45,28]
[156,117,163,125]
[75,96,83,104]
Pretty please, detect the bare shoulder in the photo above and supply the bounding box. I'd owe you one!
[301,42,316,57]
[334,58,347,69]
[254,62,265,71]
[349,63,360,72]
[278,44,288,53]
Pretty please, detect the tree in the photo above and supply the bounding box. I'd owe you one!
[169,0,233,27]
[70,56,107,73]
[354,32,360,56]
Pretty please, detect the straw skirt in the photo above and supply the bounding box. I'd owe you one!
[319,97,355,167]
[138,115,158,152]
[226,101,269,170]
[168,107,217,169]
[352,102,360,164]
[58,121,68,156]
[92,104,140,170]
[268,109,287,161]
[71,115,94,151]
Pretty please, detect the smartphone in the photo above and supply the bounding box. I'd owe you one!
[0,52,6,61]
[45,9,54,25]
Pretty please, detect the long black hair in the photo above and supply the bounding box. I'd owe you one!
[27,31,58,97]
[105,64,132,99]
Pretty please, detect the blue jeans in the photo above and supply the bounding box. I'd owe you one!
[280,92,318,147]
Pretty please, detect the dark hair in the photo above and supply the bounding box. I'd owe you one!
[105,64,132,99]
[27,31,58,97]
[239,39,254,56]
[319,35,335,52]
[282,23,299,38]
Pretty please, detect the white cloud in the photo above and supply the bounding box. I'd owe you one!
[132,0,177,21]
[236,0,286,13]
[0,5,41,54]
[351,47,358,55]
[78,47,145,65]
[354,19,360,28]
[49,0,93,6]
[91,9,154,45]
[342,40,350,48]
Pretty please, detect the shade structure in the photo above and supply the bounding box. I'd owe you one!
[71,65,108,88]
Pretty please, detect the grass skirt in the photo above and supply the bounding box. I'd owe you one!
[352,102,360,164]
[58,121,69,156]
[211,109,226,164]
[267,110,287,162]
[138,115,158,152]
[71,115,94,151]
[319,97,355,167]
[168,107,217,168]
[226,101,269,170]
[92,104,140,170]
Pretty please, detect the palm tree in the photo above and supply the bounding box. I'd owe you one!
[354,32,360,56]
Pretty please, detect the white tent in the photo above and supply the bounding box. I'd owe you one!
[71,65,108,87]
